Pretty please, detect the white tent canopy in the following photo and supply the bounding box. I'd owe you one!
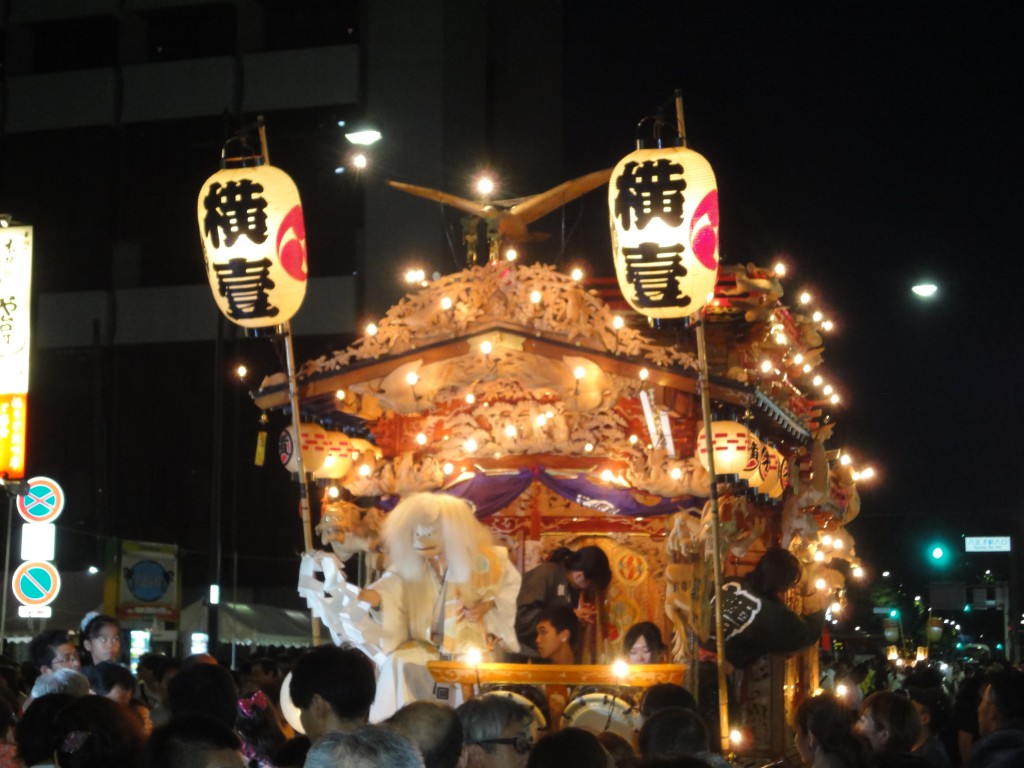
[179,600,312,648]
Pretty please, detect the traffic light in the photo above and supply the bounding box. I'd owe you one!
[926,540,952,568]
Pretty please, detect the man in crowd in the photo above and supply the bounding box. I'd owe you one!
[288,644,377,742]
[456,695,534,768]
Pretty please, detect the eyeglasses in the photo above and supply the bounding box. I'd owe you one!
[472,735,533,754]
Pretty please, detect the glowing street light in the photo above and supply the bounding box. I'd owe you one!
[912,283,938,298]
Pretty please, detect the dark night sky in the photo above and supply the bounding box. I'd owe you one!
[556,2,1024,592]
[3,2,1022,611]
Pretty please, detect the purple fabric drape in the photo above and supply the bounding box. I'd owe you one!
[378,468,705,518]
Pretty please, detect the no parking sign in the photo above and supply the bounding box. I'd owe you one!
[11,560,61,607]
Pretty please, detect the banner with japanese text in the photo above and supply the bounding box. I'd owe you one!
[0,226,32,479]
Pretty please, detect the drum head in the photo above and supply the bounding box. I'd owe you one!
[562,687,638,741]
[480,684,549,731]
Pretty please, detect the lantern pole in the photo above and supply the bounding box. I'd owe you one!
[255,120,320,647]
[676,90,730,753]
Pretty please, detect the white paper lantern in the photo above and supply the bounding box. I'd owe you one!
[761,448,790,500]
[738,435,768,488]
[609,142,720,318]
[198,162,307,328]
[279,672,305,735]
[278,423,330,475]
[313,431,354,480]
[696,421,750,475]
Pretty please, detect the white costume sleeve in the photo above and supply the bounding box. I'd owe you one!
[483,547,523,654]
[370,571,411,655]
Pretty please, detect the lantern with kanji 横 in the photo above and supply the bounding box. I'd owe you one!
[696,421,751,476]
[198,161,308,328]
[608,140,720,319]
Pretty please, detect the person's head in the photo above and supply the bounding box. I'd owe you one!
[560,546,612,591]
[383,492,492,583]
[83,660,136,706]
[303,725,424,768]
[746,547,801,599]
[794,693,870,767]
[535,606,580,662]
[80,613,122,664]
[244,657,278,689]
[16,693,75,764]
[51,694,146,768]
[386,701,463,768]
[906,685,950,738]
[29,629,81,674]
[288,644,377,740]
[143,714,245,768]
[855,691,920,754]
[978,668,1024,736]
[525,727,609,768]
[624,622,666,665]
[457,694,534,768]
[638,683,697,721]
[637,706,708,759]
[30,668,91,699]
[594,730,635,766]
[235,689,286,765]
[167,662,239,729]
[137,653,165,689]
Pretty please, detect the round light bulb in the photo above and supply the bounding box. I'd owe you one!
[530,290,542,304]
[570,268,584,281]
[480,340,493,355]
[415,433,427,445]
[639,368,649,381]
[573,366,586,380]
[612,316,624,330]
[441,297,453,311]
[464,438,478,452]
[365,323,378,336]
[406,371,419,386]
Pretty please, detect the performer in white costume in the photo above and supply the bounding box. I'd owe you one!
[297,492,520,719]
[310,492,519,721]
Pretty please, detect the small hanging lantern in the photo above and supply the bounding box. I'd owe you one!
[762,450,790,500]
[696,421,750,476]
[883,621,900,644]
[926,616,943,644]
[198,148,307,328]
[608,122,720,319]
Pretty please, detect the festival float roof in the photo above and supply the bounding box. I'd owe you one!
[250,259,859,533]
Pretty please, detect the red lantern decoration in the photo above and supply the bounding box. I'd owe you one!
[198,161,307,328]
[608,139,720,319]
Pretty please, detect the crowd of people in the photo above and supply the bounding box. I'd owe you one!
[808,656,1024,767]
[0,608,1021,767]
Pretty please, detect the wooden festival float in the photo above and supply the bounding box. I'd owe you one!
[243,95,868,768]
[252,254,866,761]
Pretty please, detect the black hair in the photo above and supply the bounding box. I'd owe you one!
[526,727,608,768]
[143,714,242,768]
[16,693,75,764]
[289,645,376,722]
[796,693,871,768]
[81,614,120,640]
[28,629,72,672]
[83,660,135,697]
[51,694,145,768]
[536,605,580,647]
[236,691,287,765]
[860,690,921,755]
[639,683,697,718]
[985,668,1024,727]
[638,706,709,758]
[554,545,612,590]
[624,622,666,658]
[746,547,801,599]
[167,663,239,729]
[156,656,183,683]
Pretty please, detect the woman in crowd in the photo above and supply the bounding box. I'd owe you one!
[855,691,932,767]
[793,693,871,768]
[623,622,667,665]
